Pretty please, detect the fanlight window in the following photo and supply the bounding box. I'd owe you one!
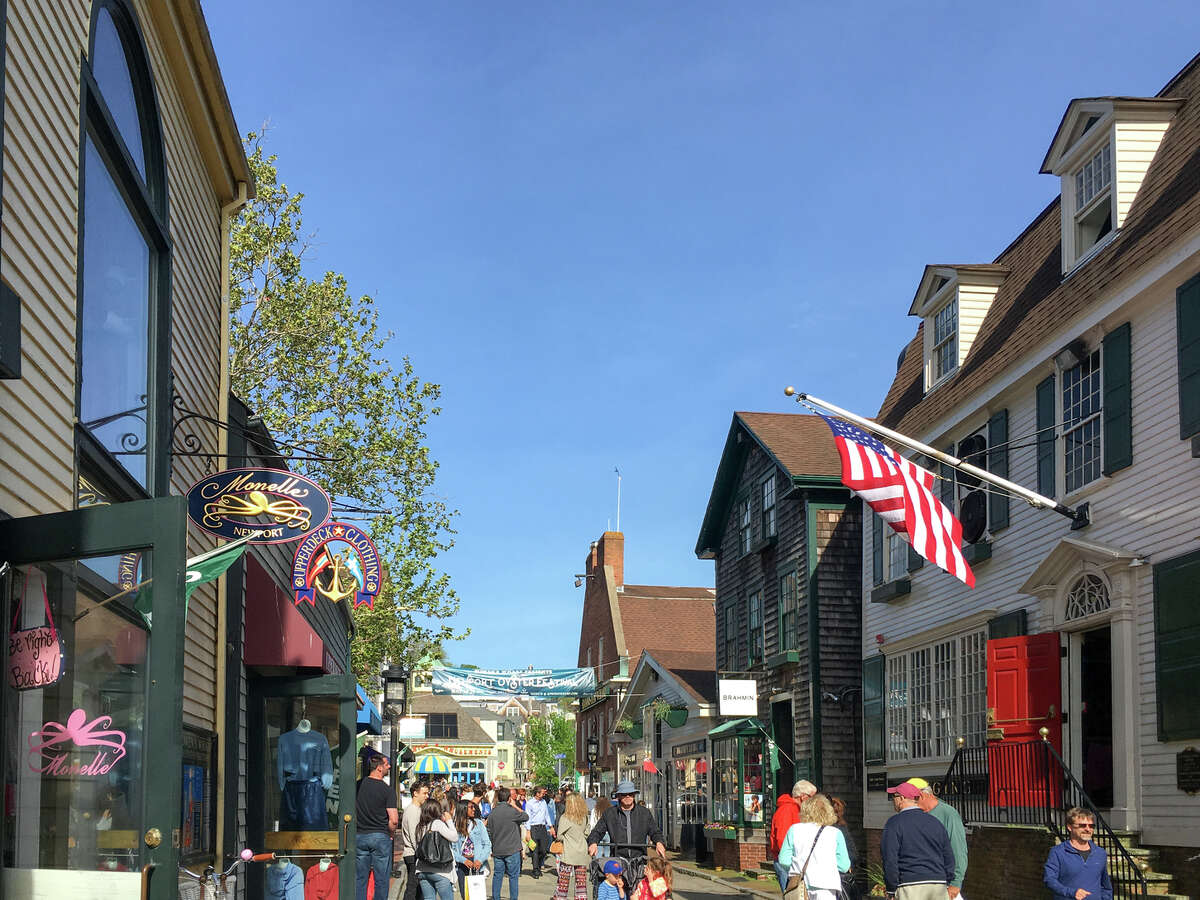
[1065,573,1110,620]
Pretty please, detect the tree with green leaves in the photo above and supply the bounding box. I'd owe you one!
[525,712,576,786]
[228,132,462,681]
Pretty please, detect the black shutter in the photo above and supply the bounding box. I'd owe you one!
[863,655,885,765]
[987,609,1027,639]
[872,514,883,586]
[1102,322,1132,474]
[1177,274,1200,439]
[1036,375,1056,498]
[939,445,955,509]
[988,409,1010,532]
[1155,551,1200,741]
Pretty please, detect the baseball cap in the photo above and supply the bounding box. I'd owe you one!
[904,778,931,791]
[886,782,921,799]
[603,860,625,875]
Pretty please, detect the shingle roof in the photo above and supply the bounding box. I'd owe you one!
[407,692,495,745]
[617,592,715,662]
[877,53,1200,436]
[621,584,716,600]
[652,649,718,704]
[735,413,843,480]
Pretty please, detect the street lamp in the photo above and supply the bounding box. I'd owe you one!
[586,737,599,798]
[382,665,410,781]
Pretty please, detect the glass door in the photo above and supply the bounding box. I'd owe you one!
[248,673,357,900]
[1,497,187,900]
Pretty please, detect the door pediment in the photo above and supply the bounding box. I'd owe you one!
[1019,536,1138,598]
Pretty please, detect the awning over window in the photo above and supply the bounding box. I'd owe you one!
[707,717,766,738]
[357,684,382,735]
[244,554,335,671]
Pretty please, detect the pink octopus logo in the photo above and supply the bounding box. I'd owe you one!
[28,708,127,777]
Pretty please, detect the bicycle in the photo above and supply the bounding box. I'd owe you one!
[179,848,275,899]
[588,842,651,900]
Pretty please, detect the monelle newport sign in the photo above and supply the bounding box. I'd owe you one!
[186,467,331,544]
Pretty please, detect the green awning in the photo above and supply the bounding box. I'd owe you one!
[707,717,767,738]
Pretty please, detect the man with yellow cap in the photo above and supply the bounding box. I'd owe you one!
[905,778,967,898]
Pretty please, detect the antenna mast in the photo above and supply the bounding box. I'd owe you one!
[614,467,622,532]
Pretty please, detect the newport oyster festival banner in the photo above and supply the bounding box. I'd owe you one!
[432,665,597,699]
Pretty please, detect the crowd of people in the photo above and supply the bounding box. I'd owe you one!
[768,776,1111,900]
[355,757,672,900]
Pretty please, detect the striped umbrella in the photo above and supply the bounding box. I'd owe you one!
[414,754,452,776]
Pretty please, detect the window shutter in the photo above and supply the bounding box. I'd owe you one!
[1036,375,1056,498]
[1102,322,1132,474]
[988,409,1010,532]
[863,655,885,765]
[1177,274,1200,439]
[1154,552,1200,741]
[939,445,954,509]
[872,514,883,586]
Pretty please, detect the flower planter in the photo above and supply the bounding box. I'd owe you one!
[626,723,643,740]
[702,825,737,840]
[665,708,688,728]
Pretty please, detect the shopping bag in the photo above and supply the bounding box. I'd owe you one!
[8,569,64,691]
[465,870,488,900]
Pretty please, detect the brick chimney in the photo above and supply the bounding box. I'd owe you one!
[595,531,624,588]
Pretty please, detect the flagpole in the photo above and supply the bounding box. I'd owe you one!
[787,389,1088,526]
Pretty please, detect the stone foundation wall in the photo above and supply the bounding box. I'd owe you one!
[1144,844,1200,899]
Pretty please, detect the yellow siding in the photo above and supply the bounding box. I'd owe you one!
[1114,119,1172,228]
[957,282,1000,367]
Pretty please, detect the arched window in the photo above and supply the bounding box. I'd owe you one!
[77,0,169,499]
[1065,573,1110,620]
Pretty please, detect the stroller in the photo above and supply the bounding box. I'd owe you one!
[589,843,648,900]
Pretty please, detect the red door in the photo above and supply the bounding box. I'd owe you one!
[986,633,1062,807]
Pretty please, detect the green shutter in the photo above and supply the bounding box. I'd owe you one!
[1154,551,1200,741]
[863,655,885,765]
[1103,322,1132,474]
[1037,375,1056,498]
[872,513,883,586]
[1177,274,1200,439]
[987,609,1027,639]
[988,409,1010,532]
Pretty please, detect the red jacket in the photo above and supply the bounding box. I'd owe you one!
[769,794,800,858]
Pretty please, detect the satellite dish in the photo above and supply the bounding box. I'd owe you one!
[960,490,988,544]
[956,435,987,488]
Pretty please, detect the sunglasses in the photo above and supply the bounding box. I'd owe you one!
[1072,823,1095,829]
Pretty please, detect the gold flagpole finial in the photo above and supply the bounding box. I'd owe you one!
[784,386,795,396]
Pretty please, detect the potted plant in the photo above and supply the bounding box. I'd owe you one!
[650,698,672,721]
[616,716,642,740]
[702,821,737,840]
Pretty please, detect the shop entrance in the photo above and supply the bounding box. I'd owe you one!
[0,497,188,900]
[1072,626,1114,809]
[771,699,795,799]
[248,673,358,900]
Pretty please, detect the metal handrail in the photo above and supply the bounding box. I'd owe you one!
[942,735,1147,897]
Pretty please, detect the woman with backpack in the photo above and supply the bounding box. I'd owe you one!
[416,798,459,900]
[453,799,492,897]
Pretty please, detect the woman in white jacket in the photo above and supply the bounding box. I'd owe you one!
[777,795,851,900]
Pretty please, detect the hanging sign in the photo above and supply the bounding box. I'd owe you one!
[432,665,597,699]
[717,679,758,717]
[186,468,331,544]
[292,522,382,608]
[28,708,127,776]
[396,716,427,740]
[8,570,65,691]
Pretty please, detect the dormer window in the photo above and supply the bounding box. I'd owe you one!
[1042,97,1181,274]
[933,298,958,381]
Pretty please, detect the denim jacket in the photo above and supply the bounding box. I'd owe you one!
[454,820,492,866]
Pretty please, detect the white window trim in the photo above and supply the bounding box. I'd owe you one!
[1061,129,1116,272]
[932,297,959,383]
[1059,347,1104,497]
[887,529,908,582]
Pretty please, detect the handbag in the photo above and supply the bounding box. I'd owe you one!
[416,827,453,866]
[465,869,488,900]
[550,839,565,854]
[783,825,827,900]
[8,569,64,691]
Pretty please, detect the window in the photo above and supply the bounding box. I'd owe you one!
[888,530,907,582]
[1074,143,1113,256]
[181,728,217,862]
[1065,573,1110,620]
[738,497,752,554]
[77,1,168,497]
[747,590,764,666]
[761,476,776,538]
[932,299,958,381]
[506,706,520,719]
[885,627,987,762]
[498,748,509,764]
[710,732,765,825]
[1063,349,1102,493]
[597,636,604,678]
[778,570,799,652]
[427,713,459,739]
[654,718,663,758]
[723,603,737,669]
[496,722,506,740]
[586,647,592,672]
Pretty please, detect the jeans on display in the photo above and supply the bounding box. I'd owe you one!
[282,779,326,830]
[492,851,522,900]
[356,831,392,900]
[418,872,455,900]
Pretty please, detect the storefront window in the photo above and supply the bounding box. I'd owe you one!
[711,738,737,822]
[181,727,216,862]
[672,757,708,826]
[709,725,768,826]
[3,556,151,871]
[264,696,342,842]
[742,736,765,824]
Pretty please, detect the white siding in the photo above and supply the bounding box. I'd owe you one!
[957,282,1001,366]
[863,260,1200,842]
[1114,119,1172,229]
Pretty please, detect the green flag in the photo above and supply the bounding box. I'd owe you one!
[135,536,253,628]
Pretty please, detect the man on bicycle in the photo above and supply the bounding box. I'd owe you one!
[587,781,666,860]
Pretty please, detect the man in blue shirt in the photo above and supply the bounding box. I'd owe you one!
[1044,808,1113,900]
[524,786,556,878]
[880,782,955,900]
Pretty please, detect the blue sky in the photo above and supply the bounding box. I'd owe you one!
[205,2,1197,669]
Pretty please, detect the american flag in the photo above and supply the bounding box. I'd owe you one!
[818,414,974,588]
